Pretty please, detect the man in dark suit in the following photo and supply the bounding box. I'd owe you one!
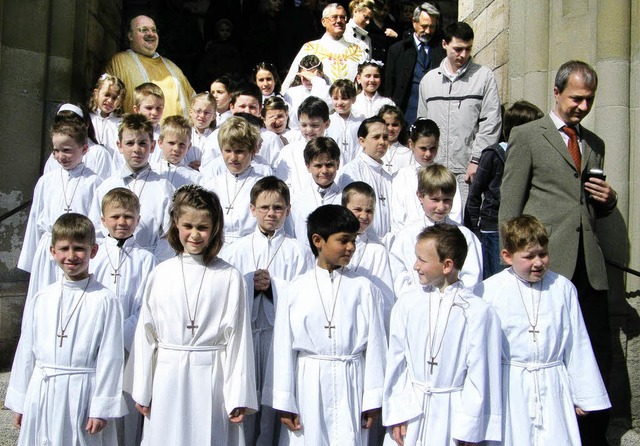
[383,2,445,125]
[500,60,617,446]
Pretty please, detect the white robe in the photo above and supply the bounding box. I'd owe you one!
[390,164,463,233]
[274,140,317,196]
[130,254,258,446]
[271,266,387,446]
[151,159,202,189]
[388,218,483,296]
[258,129,286,168]
[201,167,264,245]
[476,268,611,446]
[289,182,343,245]
[18,163,102,304]
[90,165,174,255]
[383,283,502,445]
[282,80,331,131]
[90,112,121,156]
[381,142,412,177]
[351,92,395,119]
[5,276,126,446]
[187,127,214,167]
[327,112,364,166]
[338,152,393,239]
[44,141,113,180]
[220,227,314,446]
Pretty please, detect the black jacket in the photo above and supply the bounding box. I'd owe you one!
[466,143,506,232]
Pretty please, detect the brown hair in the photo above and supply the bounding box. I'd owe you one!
[250,176,291,206]
[501,214,549,254]
[51,213,96,246]
[133,82,165,107]
[417,224,467,270]
[101,187,141,215]
[51,120,87,146]
[118,113,154,142]
[89,74,126,117]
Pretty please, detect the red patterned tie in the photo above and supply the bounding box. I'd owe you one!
[562,126,581,171]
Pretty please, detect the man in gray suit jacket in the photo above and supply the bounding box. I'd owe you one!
[500,60,617,445]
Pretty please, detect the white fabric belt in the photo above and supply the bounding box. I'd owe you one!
[503,360,563,372]
[298,352,363,362]
[37,361,95,381]
[158,342,225,352]
[411,381,463,395]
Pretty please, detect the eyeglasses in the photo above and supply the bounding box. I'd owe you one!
[135,27,158,35]
[255,205,288,214]
[325,14,347,22]
[191,109,214,117]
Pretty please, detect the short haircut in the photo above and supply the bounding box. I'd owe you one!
[503,100,544,140]
[89,74,126,117]
[51,120,87,146]
[230,82,262,106]
[118,113,154,141]
[357,116,386,139]
[555,60,598,93]
[409,118,440,142]
[303,136,341,164]
[443,21,474,44]
[341,181,375,206]
[217,115,260,152]
[322,3,346,18]
[413,2,440,21]
[101,187,141,215]
[133,82,164,107]
[417,224,467,270]
[250,175,291,206]
[262,96,289,118]
[330,78,357,99]
[298,96,330,121]
[160,115,192,141]
[501,214,549,254]
[307,204,359,256]
[417,164,456,196]
[167,185,224,263]
[51,213,96,247]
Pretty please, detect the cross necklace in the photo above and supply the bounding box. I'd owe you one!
[180,254,208,337]
[251,232,286,271]
[104,240,133,289]
[515,275,543,342]
[225,168,252,215]
[128,167,152,198]
[57,277,91,347]
[60,165,85,213]
[314,266,344,339]
[427,283,459,374]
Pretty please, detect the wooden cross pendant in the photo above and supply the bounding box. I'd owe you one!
[529,327,540,342]
[325,323,335,339]
[111,271,120,284]
[57,330,68,347]
[427,357,438,374]
[187,320,199,337]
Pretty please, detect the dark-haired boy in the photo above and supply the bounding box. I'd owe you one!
[272,204,386,444]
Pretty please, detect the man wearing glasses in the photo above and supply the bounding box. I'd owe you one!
[106,15,195,117]
[281,3,367,93]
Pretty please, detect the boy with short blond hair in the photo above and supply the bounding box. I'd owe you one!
[132,82,165,164]
[389,164,483,295]
[152,115,202,187]
[384,224,502,446]
[476,215,611,445]
[91,113,175,257]
[327,78,364,165]
[6,213,126,446]
[272,204,386,445]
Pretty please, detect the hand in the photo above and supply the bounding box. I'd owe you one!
[13,413,22,429]
[86,418,107,435]
[361,408,380,429]
[135,403,151,417]
[254,269,271,292]
[391,423,407,445]
[297,71,320,82]
[280,411,302,431]
[229,407,246,423]
[465,162,478,184]
[384,28,398,38]
[575,406,589,416]
[188,159,201,171]
[584,177,616,205]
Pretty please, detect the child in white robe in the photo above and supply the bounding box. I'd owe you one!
[211,76,233,128]
[338,116,393,241]
[352,61,395,119]
[220,176,314,445]
[378,105,412,177]
[383,224,502,446]
[130,185,258,446]
[289,137,343,244]
[89,73,125,155]
[151,115,202,188]
[19,120,102,306]
[327,79,364,166]
[475,215,611,446]
[262,96,292,148]
[128,83,165,167]
[389,164,482,296]
[91,113,175,258]
[282,55,331,130]
[186,92,216,169]
[272,204,387,445]
[6,213,126,446]
[200,116,265,245]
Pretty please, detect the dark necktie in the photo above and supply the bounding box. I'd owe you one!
[561,126,581,171]
[417,43,428,70]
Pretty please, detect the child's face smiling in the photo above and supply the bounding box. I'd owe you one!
[251,191,290,236]
[414,238,446,289]
[417,190,453,222]
[359,122,388,162]
[255,69,276,96]
[357,66,382,97]
[210,82,230,112]
[313,231,357,271]
[101,204,140,240]
[410,135,438,166]
[95,82,120,117]
[189,99,215,131]
[502,243,549,283]
[345,192,375,234]
[50,238,98,281]
[134,96,164,127]
[52,133,88,171]
[160,132,191,165]
[177,206,213,256]
[299,114,329,141]
[382,113,402,145]
[264,109,288,134]
[221,145,254,174]
[331,93,354,118]
[118,129,155,172]
[306,153,339,188]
